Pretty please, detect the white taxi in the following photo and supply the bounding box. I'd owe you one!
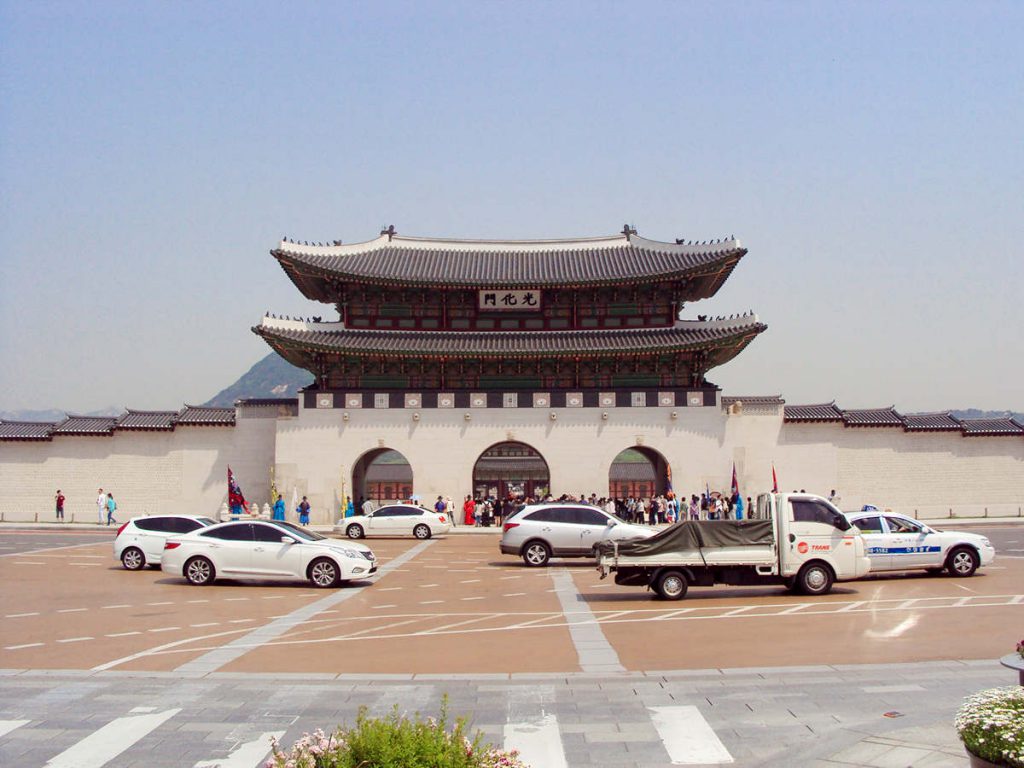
[845,510,995,577]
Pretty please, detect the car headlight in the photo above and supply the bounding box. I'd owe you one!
[980,538,992,547]
[339,549,364,559]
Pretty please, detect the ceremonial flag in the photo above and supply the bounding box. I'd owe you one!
[665,463,673,496]
[731,463,739,498]
[771,463,779,493]
[228,467,248,515]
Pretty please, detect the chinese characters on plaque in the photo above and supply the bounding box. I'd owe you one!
[478,290,542,311]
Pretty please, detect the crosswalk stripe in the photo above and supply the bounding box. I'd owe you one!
[0,719,31,738]
[193,730,285,768]
[504,714,568,768]
[44,708,181,767]
[649,705,734,765]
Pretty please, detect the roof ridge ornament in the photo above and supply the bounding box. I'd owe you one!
[380,224,397,241]
[621,223,637,240]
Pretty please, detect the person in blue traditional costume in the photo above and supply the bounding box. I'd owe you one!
[272,494,286,521]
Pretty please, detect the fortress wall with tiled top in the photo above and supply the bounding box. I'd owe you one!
[0,417,276,523]
[1,403,1021,523]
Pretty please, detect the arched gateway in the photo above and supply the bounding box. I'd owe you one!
[609,447,670,498]
[473,442,549,501]
[353,448,413,503]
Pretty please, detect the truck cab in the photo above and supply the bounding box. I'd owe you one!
[756,493,871,590]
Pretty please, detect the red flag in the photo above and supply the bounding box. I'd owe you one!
[771,463,779,493]
[731,463,739,497]
[228,467,248,513]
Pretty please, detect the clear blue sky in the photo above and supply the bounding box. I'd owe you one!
[1,1,1021,414]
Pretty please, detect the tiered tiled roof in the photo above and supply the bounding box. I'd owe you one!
[783,402,844,422]
[273,229,747,298]
[254,314,766,359]
[722,396,784,407]
[116,410,177,431]
[52,416,118,435]
[959,418,1024,436]
[842,407,904,427]
[903,412,962,431]
[0,421,55,440]
[176,406,235,426]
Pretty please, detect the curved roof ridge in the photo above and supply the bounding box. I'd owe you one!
[276,231,742,257]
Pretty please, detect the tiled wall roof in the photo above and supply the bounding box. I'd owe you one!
[52,416,118,435]
[842,408,904,427]
[116,410,178,431]
[783,402,844,422]
[177,406,236,426]
[0,421,55,440]
[903,412,962,431]
[959,418,1024,436]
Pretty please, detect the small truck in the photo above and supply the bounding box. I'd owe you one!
[595,492,871,600]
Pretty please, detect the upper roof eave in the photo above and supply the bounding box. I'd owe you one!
[271,230,746,298]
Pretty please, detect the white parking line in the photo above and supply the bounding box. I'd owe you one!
[146,601,174,606]
[372,604,397,609]
[4,642,44,650]
[777,604,810,615]
[44,707,181,767]
[193,730,285,768]
[0,719,31,738]
[58,608,87,613]
[189,623,219,628]
[102,604,131,609]
[57,636,94,643]
[148,627,180,633]
[461,596,485,601]
[502,593,526,597]
[6,612,40,618]
[650,705,734,764]
[504,713,568,768]
[418,583,440,588]
[459,579,481,584]
[420,600,445,605]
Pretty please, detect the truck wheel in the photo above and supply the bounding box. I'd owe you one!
[654,570,688,600]
[946,546,979,577]
[797,563,834,596]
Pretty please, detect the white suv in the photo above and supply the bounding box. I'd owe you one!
[499,503,654,566]
[114,515,216,570]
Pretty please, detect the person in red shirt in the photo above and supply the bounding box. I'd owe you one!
[55,490,65,521]
[463,495,476,526]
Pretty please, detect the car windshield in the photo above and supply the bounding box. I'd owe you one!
[274,521,327,541]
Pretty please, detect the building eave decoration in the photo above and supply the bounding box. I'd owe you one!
[272,229,746,298]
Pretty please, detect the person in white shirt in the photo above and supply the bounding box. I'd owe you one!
[96,488,106,525]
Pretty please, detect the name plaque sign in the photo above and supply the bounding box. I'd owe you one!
[478,289,542,311]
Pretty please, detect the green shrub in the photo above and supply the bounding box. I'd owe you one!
[266,697,526,768]
[954,686,1024,767]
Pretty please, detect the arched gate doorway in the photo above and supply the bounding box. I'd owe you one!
[472,442,549,500]
[609,447,670,498]
[353,448,413,503]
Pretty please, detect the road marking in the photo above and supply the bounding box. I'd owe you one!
[459,579,481,584]
[4,642,44,650]
[897,599,918,609]
[649,705,734,764]
[102,604,131,609]
[224,597,250,602]
[44,707,180,767]
[107,631,141,637]
[1011,595,1024,604]
[57,636,94,643]
[954,597,971,606]
[228,619,254,624]
[165,540,435,675]
[461,596,485,601]
[6,612,40,618]
[58,608,87,613]
[70,562,102,566]
[778,604,811,614]
[952,583,976,592]
[504,713,568,768]
[193,730,285,768]
[146,601,174,606]
[148,627,181,633]
[503,593,527,597]
[655,608,696,620]
[419,613,501,634]
[187,599,210,604]
[862,684,925,693]
[836,601,865,612]
[420,600,445,604]
[550,569,624,673]
[262,595,285,599]
[189,622,219,628]
[372,604,397,609]
[0,541,105,558]
[722,606,754,617]
[13,561,45,565]
[376,587,402,591]
[0,719,30,737]
[418,583,440,588]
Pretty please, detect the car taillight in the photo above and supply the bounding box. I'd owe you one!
[115,522,129,538]
[164,542,181,550]
[503,522,519,533]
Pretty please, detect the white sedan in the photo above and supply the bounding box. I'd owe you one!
[336,504,451,540]
[161,520,377,587]
[846,511,995,577]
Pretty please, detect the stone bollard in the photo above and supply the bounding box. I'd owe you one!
[261,503,271,519]
[218,502,229,521]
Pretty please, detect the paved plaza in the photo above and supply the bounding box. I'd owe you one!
[0,526,1020,766]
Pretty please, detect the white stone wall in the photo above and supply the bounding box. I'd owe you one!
[0,415,277,523]
[1,401,1020,524]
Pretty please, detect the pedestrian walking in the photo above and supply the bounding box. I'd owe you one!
[105,493,118,526]
[96,488,106,525]
[445,496,455,527]
[55,490,65,521]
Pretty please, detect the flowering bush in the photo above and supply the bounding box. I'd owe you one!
[954,686,1024,767]
[266,698,527,768]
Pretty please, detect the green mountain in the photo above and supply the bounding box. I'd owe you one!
[203,353,313,407]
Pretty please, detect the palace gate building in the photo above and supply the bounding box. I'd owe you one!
[1,226,1021,522]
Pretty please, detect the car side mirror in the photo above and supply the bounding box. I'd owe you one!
[281,536,296,544]
[606,519,616,527]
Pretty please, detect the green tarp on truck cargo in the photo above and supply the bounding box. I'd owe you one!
[596,520,775,558]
